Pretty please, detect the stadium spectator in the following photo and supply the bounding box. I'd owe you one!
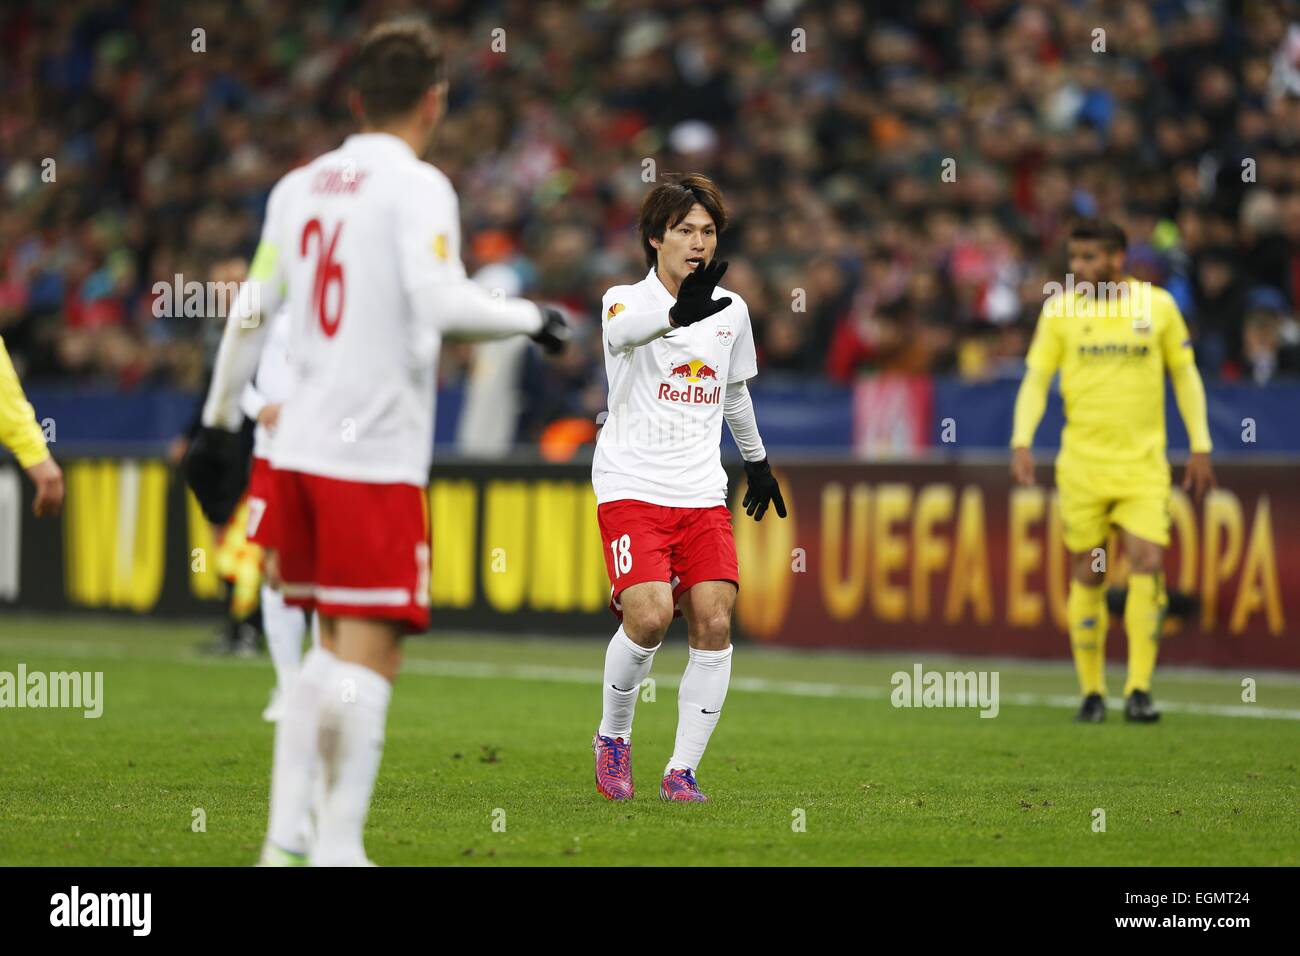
[2,0,1299,419]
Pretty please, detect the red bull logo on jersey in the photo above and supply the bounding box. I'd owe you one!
[659,359,721,404]
[668,359,718,383]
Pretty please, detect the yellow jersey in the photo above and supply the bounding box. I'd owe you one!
[0,335,50,468]
[1014,276,1209,463]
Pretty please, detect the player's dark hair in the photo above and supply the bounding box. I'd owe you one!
[638,173,729,268]
[1069,218,1128,252]
[352,20,445,125]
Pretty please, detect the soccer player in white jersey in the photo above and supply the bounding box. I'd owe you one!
[183,20,568,866]
[238,304,309,722]
[591,173,786,803]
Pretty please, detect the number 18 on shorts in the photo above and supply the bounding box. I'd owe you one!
[596,499,740,618]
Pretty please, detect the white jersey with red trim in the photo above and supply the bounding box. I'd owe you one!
[201,131,542,486]
[592,267,758,508]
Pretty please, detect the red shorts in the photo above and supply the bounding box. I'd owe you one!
[270,469,430,632]
[596,500,739,619]
[244,456,276,546]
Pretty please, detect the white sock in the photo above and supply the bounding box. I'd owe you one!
[666,645,733,775]
[302,615,323,850]
[302,762,328,855]
[266,645,336,854]
[313,661,392,866]
[598,626,659,742]
[262,584,306,694]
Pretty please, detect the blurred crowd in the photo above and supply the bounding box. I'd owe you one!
[3,0,1300,442]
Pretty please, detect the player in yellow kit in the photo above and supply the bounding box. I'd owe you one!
[0,336,63,517]
[1010,220,1215,723]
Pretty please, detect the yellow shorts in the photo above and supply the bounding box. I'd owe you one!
[1055,453,1170,553]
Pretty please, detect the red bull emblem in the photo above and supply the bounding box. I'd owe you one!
[660,358,721,404]
[668,359,718,383]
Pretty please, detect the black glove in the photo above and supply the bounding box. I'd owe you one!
[669,258,732,327]
[181,425,251,526]
[742,457,787,521]
[532,306,570,355]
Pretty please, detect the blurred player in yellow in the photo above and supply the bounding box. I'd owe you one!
[0,335,63,518]
[1010,220,1215,723]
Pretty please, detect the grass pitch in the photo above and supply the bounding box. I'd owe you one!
[0,614,1296,866]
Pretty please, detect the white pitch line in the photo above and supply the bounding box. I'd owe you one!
[4,636,1300,721]
[401,659,1300,721]
[998,691,1300,721]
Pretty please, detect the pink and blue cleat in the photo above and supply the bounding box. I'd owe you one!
[660,768,709,802]
[593,733,634,800]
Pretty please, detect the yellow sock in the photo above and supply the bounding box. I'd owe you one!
[1067,580,1108,696]
[1124,573,1166,696]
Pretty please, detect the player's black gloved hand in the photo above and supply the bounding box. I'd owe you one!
[182,426,250,526]
[742,457,787,521]
[669,258,732,327]
[532,306,570,355]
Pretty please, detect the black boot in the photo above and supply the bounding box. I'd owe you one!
[1124,689,1160,723]
[1075,693,1106,723]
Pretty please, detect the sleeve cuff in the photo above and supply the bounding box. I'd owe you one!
[16,444,50,469]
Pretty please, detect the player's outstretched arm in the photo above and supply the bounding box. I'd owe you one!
[401,174,565,353]
[604,303,675,352]
[604,261,732,353]
[422,280,539,338]
[418,284,568,354]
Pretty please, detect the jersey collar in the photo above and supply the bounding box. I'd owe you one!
[342,131,418,159]
[644,267,677,307]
